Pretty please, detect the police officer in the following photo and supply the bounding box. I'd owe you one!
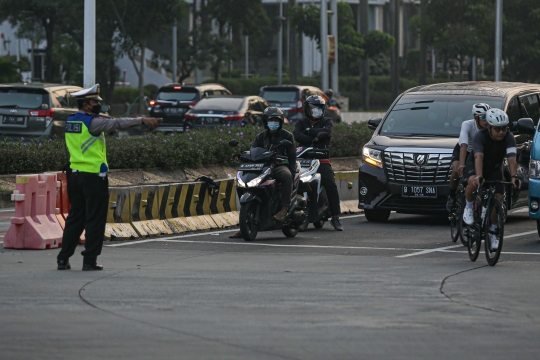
[230,107,296,238]
[294,95,343,231]
[57,84,160,270]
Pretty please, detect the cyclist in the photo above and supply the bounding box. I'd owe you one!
[462,108,521,249]
[446,103,491,211]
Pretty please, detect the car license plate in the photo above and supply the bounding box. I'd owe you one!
[299,159,312,167]
[402,185,437,198]
[239,163,264,171]
[2,116,24,124]
[164,108,185,114]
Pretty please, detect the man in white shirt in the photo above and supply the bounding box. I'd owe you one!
[446,103,491,211]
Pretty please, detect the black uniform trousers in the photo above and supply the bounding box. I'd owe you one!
[57,171,109,264]
[318,163,341,216]
[273,165,293,208]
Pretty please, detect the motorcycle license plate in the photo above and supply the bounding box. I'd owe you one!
[238,163,264,171]
[299,159,312,167]
[402,185,437,198]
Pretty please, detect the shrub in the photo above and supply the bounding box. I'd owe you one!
[0,123,373,175]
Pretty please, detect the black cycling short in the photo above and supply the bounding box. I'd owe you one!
[464,158,505,194]
[451,143,470,163]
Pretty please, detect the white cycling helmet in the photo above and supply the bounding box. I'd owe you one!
[472,103,491,116]
[486,108,509,126]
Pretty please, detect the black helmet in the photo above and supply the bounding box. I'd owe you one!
[325,89,334,98]
[262,106,284,130]
[304,95,327,120]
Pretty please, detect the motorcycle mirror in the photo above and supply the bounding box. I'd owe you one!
[279,139,292,147]
[516,118,535,135]
[229,139,239,147]
[317,132,329,140]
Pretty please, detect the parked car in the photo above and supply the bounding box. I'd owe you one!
[148,83,232,133]
[259,85,341,123]
[183,95,270,130]
[0,83,84,139]
[359,81,540,222]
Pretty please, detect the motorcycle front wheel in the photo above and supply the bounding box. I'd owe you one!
[239,201,260,241]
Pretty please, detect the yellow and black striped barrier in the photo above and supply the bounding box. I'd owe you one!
[104,187,139,240]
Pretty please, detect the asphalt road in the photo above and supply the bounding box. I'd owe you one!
[1,208,540,360]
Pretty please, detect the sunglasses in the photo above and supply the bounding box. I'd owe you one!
[491,126,508,133]
[478,115,486,121]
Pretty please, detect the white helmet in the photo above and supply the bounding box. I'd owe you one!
[486,108,509,126]
[472,103,491,116]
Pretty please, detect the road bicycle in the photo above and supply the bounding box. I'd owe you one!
[464,179,512,266]
[449,177,468,246]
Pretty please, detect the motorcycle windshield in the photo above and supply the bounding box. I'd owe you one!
[248,147,274,162]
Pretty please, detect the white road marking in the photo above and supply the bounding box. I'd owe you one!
[442,249,540,256]
[0,208,14,212]
[505,230,537,238]
[396,244,463,258]
[109,238,426,251]
[511,207,529,213]
[107,213,366,247]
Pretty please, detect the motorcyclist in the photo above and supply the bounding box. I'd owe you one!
[230,106,297,238]
[293,95,343,231]
[325,89,341,109]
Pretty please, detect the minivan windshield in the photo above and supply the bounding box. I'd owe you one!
[381,95,504,136]
[0,88,48,109]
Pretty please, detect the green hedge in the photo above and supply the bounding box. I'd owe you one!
[0,122,373,175]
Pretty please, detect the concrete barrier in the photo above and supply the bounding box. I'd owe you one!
[335,170,360,214]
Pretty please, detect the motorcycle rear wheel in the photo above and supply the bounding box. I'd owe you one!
[239,202,260,241]
[313,220,325,228]
[282,226,298,237]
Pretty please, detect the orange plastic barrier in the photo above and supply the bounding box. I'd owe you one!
[4,174,64,249]
[53,171,85,244]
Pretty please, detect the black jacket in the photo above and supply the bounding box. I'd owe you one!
[293,117,333,156]
[252,129,297,173]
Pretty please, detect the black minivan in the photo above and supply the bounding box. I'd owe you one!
[359,82,540,222]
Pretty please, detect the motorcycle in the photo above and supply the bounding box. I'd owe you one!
[296,146,331,231]
[229,139,307,241]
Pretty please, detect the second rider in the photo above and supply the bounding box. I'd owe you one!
[294,95,343,231]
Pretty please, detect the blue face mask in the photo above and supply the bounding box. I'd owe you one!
[267,122,280,131]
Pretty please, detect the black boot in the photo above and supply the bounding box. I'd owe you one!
[330,217,343,231]
[57,259,71,270]
[82,263,103,271]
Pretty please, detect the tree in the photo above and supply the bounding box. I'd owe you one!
[109,0,185,111]
[289,2,393,76]
[0,0,72,82]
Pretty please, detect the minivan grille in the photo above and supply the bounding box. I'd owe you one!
[383,151,452,184]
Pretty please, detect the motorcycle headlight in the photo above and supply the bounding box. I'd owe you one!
[236,172,246,187]
[530,160,540,179]
[247,168,270,187]
[362,147,383,168]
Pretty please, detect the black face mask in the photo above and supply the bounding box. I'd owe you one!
[91,104,102,115]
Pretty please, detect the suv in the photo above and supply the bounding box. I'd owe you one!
[0,83,83,139]
[148,83,232,132]
[359,81,540,222]
[259,85,341,123]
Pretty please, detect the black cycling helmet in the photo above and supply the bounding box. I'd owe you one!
[325,89,334,98]
[304,95,327,120]
[262,106,284,130]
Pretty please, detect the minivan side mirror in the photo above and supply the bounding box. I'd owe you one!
[367,118,382,130]
[516,118,535,135]
[101,104,109,113]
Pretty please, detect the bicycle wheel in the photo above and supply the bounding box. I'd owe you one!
[484,198,505,266]
[467,196,482,262]
[450,197,462,242]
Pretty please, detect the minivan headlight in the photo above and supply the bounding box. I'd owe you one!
[530,160,540,179]
[362,147,383,168]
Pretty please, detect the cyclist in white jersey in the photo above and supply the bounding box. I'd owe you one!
[446,103,491,211]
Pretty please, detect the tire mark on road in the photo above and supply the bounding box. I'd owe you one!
[439,264,505,313]
[78,252,300,360]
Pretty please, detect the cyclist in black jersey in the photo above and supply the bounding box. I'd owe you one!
[462,109,521,249]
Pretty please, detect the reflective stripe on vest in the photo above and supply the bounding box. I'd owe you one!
[65,112,109,173]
